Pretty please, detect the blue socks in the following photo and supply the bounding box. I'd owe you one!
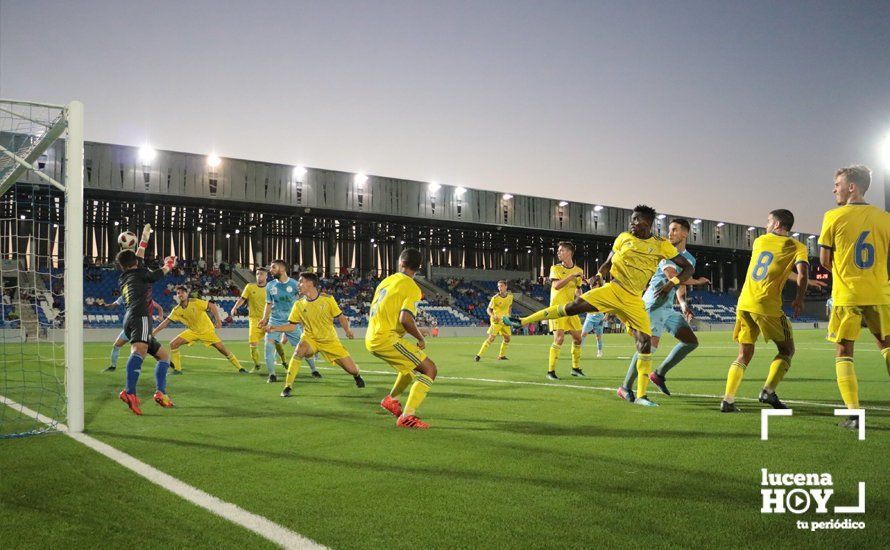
[110,345,122,368]
[264,340,277,375]
[125,353,144,394]
[155,360,170,393]
[655,342,698,377]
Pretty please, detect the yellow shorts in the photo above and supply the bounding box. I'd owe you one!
[488,322,511,337]
[827,304,890,343]
[549,311,582,332]
[733,310,791,344]
[176,328,222,347]
[248,318,265,345]
[367,338,428,374]
[579,282,651,335]
[301,335,350,363]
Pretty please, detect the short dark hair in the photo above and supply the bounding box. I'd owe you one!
[271,259,288,274]
[400,248,423,271]
[255,267,268,274]
[835,165,871,192]
[633,205,657,224]
[669,218,691,232]
[769,209,795,231]
[116,249,138,270]
[299,271,319,287]
[557,241,575,253]
[174,285,189,293]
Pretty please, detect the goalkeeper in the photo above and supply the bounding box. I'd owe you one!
[116,224,178,415]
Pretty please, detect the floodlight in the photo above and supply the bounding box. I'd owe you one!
[207,154,221,168]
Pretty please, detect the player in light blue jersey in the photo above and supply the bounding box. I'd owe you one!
[102,295,164,373]
[259,260,318,382]
[619,219,709,406]
[581,279,608,357]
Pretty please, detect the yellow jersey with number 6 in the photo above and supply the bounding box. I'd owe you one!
[365,273,423,349]
[819,204,890,306]
[737,233,809,316]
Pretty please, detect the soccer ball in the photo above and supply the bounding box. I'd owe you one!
[118,231,138,249]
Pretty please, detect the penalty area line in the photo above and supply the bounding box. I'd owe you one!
[0,394,325,550]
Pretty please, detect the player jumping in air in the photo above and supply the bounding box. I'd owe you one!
[720,209,809,412]
[230,266,269,373]
[545,241,586,379]
[475,280,514,362]
[266,272,365,397]
[619,219,709,401]
[116,223,177,415]
[153,286,247,374]
[366,248,439,429]
[103,295,163,372]
[818,165,890,429]
[259,260,319,382]
[506,205,694,405]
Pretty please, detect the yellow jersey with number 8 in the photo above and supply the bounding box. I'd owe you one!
[737,233,809,316]
[819,204,890,306]
[365,273,423,349]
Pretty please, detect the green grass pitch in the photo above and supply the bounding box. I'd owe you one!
[2,330,888,548]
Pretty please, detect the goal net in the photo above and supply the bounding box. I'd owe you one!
[0,99,83,437]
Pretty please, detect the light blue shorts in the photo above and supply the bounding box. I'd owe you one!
[116,330,127,342]
[582,315,604,336]
[648,306,690,339]
[266,319,303,346]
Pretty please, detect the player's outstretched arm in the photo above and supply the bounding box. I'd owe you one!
[791,262,809,316]
[399,310,426,349]
[230,297,246,318]
[208,301,222,329]
[265,322,297,333]
[657,254,693,297]
[152,316,172,336]
[337,314,354,339]
[677,283,694,321]
[135,224,152,260]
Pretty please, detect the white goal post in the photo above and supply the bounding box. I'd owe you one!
[0,99,83,435]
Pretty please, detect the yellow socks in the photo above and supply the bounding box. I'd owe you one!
[764,355,790,391]
[498,341,509,358]
[285,356,302,387]
[477,339,491,357]
[882,348,890,377]
[273,341,287,364]
[635,353,652,397]
[389,372,414,399]
[170,348,182,371]
[403,374,433,417]
[724,361,746,400]
[835,357,859,409]
[249,346,261,367]
[548,344,561,372]
[227,353,243,371]
[521,304,567,325]
[571,343,582,370]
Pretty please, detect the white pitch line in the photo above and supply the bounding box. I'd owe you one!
[0,394,325,550]
[167,353,890,412]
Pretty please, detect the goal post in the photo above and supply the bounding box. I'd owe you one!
[0,99,83,437]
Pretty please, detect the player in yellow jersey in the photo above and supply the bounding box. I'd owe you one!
[265,272,365,397]
[475,280,514,362]
[230,267,269,373]
[545,241,586,379]
[818,165,890,429]
[153,286,247,374]
[366,248,438,429]
[506,205,693,405]
[720,209,809,413]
